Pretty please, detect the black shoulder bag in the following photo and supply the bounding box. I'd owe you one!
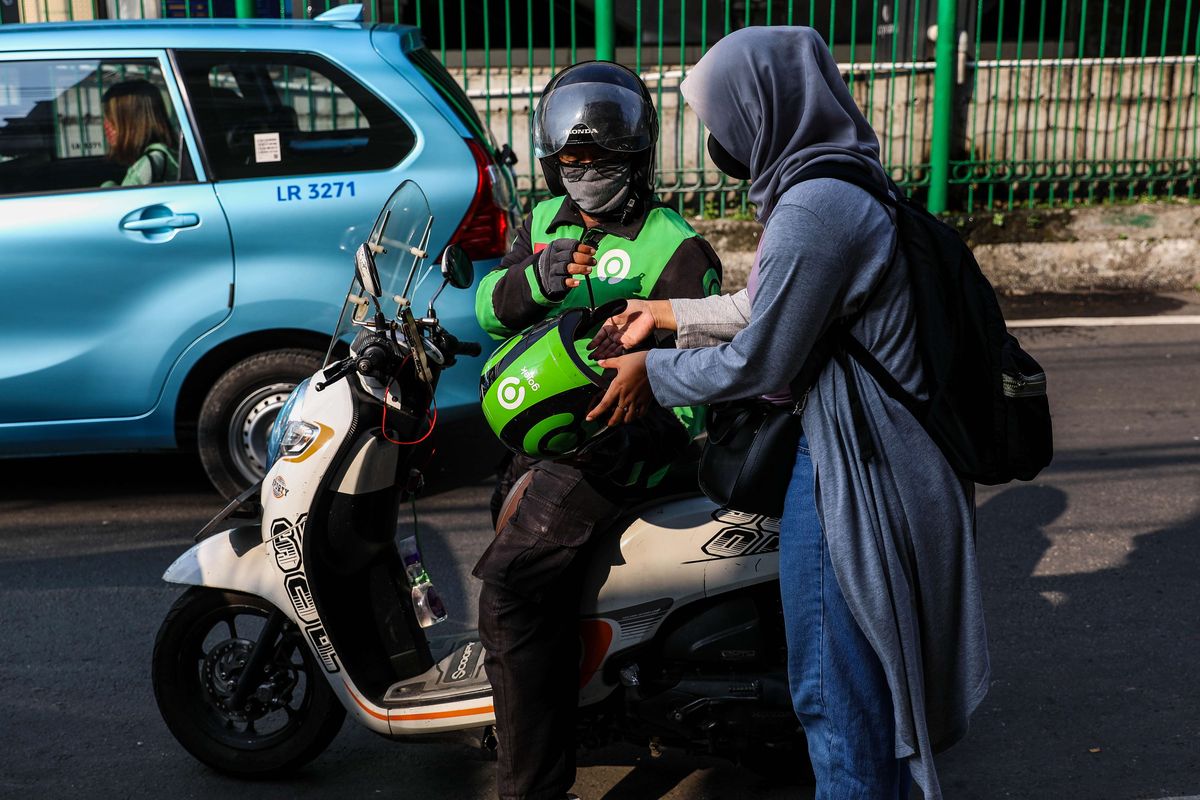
[697,333,839,519]
[697,398,803,520]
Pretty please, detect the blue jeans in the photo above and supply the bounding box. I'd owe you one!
[780,436,911,800]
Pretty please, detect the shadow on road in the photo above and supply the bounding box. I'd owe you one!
[939,448,1200,798]
[0,452,216,501]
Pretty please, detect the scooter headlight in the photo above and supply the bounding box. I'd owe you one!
[266,378,311,470]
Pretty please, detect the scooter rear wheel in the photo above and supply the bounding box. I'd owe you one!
[152,587,345,777]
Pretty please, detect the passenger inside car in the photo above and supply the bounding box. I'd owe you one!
[101,79,180,187]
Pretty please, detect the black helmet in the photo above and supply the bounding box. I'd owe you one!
[533,61,659,200]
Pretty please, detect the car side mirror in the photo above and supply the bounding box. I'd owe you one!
[355,243,382,297]
[439,244,474,290]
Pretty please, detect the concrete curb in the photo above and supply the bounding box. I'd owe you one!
[691,202,1200,294]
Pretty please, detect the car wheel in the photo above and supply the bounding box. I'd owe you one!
[198,348,324,498]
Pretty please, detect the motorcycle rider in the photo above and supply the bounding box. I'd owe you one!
[473,61,722,800]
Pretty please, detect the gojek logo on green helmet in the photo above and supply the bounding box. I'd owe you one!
[479,304,621,459]
[496,378,524,410]
[496,367,542,411]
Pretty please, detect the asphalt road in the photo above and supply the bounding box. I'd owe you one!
[1,318,1198,799]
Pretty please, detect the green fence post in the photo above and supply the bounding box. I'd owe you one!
[928,0,958,213]
[235,0,255,17]
[595,0,615,60]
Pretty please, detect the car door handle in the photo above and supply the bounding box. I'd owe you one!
[120,213,200,231]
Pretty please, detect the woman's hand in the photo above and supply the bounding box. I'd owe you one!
[587,299,676,360]
[587,351,653,427]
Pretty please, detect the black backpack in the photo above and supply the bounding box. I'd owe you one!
[800,165,1053,485]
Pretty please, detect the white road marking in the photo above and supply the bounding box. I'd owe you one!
[1008,315,1200,328]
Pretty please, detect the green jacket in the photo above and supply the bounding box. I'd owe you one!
[477,195,721,340]
[476,195,722,489]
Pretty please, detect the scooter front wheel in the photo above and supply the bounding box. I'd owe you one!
[152,587,346,777]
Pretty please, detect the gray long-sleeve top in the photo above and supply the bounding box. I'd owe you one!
[645,178,990,799]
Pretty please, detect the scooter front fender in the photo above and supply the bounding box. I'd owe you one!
[162,525,285,609]
[162,522,399,736]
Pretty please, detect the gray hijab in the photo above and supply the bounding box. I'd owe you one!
[680,26,889,223]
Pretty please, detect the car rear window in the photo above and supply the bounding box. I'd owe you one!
[174,50,415,181]
[407,47,493,147]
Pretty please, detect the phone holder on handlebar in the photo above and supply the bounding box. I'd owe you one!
[580,227,607,312]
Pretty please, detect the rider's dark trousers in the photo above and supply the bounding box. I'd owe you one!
[475,404,695,800]
[474,456,627,800]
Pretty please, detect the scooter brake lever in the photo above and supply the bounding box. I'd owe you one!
[315,356,355,391]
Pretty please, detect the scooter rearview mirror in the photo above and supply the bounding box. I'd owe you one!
[427,245,474,319]
[439,244,474,290]
[354,243,382,297]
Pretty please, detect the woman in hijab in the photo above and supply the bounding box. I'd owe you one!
[587,27,989,799]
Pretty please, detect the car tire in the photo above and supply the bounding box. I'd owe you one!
[198,348,324,498]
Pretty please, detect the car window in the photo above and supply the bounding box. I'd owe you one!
[175,51,416,181]
[0,59,189,197]
[407,46,494,148]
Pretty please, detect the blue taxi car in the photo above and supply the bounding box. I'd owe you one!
[0,12,518,496]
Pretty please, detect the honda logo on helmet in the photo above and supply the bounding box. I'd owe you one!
[569,124,599,135]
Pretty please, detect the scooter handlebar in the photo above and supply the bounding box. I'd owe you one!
[456,340,482,358]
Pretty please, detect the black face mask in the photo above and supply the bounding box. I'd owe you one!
[707,133,751,180]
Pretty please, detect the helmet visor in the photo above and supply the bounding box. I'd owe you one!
[534,82,655,158]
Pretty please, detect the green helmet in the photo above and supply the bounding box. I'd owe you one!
[480,301,624,459]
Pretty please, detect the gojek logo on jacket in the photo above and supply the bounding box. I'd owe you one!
[595,248,632,283]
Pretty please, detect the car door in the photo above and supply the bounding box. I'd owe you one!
[0,52,232,427]
[170,49,421,340]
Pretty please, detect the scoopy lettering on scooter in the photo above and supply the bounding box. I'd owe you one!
[271,515,306,573]
[701,509,781,559]
[306,624,341,673]
[268,513,341,673]
[450,642,477,681]
[286,574,319,623]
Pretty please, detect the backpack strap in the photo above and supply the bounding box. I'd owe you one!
[144,142,178,184]
[783,162,902,410]
[792,161,900,206]
[839,333,926,421]
[832,345,877,463]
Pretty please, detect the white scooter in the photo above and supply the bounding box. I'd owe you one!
[152,181,804,780]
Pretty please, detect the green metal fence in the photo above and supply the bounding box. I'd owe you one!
[9,0,1200,215]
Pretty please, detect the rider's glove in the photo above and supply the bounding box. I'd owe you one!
[534,238,581,302]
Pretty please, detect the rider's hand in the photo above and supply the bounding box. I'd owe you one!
[535,238,596,300]
[587,351,654,427]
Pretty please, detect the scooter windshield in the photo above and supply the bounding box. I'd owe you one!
[327,181,434,363]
